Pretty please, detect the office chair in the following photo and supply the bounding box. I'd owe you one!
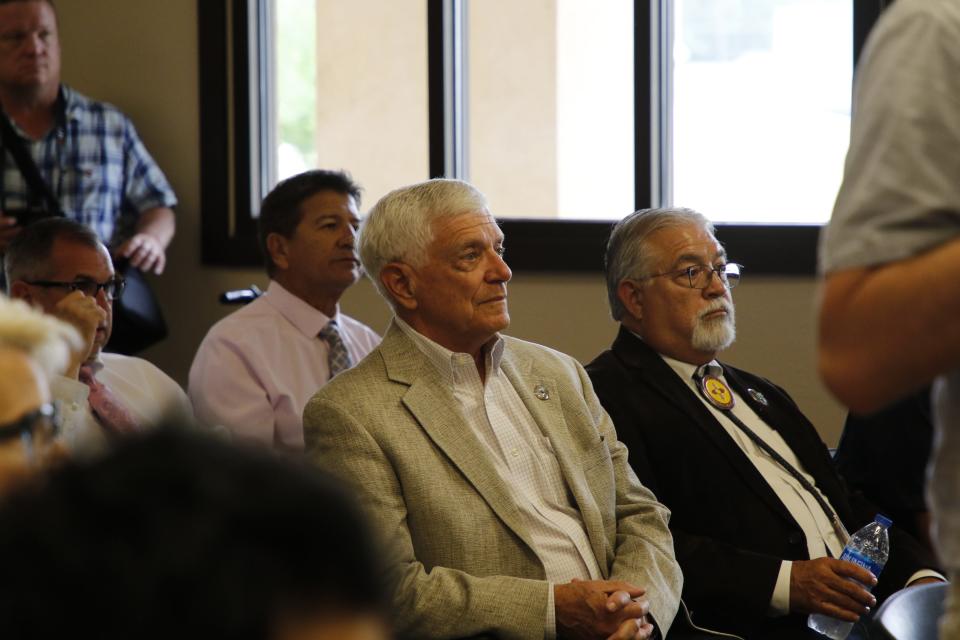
[870,581,948,640]
[219,284,263,305]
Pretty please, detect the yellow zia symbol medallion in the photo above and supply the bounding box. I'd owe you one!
[700,374,735,410]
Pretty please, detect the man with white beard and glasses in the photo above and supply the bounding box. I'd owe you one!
[586,208,941,639]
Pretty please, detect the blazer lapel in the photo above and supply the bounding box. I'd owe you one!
[380,324,537,552]
[500,347,610,576]
[612,328,798,527]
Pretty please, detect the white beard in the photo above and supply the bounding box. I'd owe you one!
[691,298,736,352]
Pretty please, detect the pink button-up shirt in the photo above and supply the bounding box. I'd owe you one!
[188,281,381,450]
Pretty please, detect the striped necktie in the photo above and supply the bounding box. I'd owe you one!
[78,365,140,436]
[319,319,352,378]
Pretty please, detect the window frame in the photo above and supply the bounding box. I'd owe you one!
[198,0,889,274]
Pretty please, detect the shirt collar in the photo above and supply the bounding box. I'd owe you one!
[2,85,75,137]
[659,352,722,385]
[393,316,504,385]
[625,329,722,382]
[263,280,336,338]
[60,85,81,122]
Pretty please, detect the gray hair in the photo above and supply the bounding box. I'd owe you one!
[605,207,714,321]
[359,179,489,302]
[0,293,81,378]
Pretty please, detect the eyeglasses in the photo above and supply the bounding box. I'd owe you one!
[0,403,59,461]
[25,276,126,300]
[645,263,743,290]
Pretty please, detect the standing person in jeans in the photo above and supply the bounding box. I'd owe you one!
[0,0,176,270]
[818,1,960,636]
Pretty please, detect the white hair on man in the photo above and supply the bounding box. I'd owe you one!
[359,179,489,302]
[0,293,81,378]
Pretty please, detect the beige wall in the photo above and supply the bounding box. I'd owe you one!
[469,0,558,217]
[313,0,429,202]
[54,0,848,446]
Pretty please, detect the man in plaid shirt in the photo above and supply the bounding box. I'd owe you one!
[0,0,176,275]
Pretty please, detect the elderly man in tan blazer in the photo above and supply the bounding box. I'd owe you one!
[303,179,682,640]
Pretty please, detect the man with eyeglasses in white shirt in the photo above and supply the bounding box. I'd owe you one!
[586,207,943,639]
[4,218,192,455]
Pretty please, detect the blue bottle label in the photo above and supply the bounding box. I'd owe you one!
[839,547,884,578]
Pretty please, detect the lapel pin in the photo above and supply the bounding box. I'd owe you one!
[534,384,550,401]
[747,388,768,407]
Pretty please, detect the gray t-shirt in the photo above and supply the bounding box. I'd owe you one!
[820,0,960,570]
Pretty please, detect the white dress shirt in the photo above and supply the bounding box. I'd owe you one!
[189,281,380,450]
[396,318,601,637]
[660,355,940,615]
[53,353,194,457]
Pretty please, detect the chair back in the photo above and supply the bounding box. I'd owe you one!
[871,582,948,640]
[219,285,263,305]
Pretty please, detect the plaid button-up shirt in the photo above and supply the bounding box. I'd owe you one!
[0,85,177,245]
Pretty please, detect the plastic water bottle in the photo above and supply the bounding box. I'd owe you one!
[807,514,891,639]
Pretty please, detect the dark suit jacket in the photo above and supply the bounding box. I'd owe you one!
[586,327,939,637]
[835,387,934,542]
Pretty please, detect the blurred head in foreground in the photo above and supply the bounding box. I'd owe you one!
[0,293,79,494]
[0,427,391,640]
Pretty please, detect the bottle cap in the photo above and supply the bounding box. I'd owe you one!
[875,514,893,528]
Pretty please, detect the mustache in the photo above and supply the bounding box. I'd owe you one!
[697,298,734,320]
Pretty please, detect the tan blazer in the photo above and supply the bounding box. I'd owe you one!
[304,323,682,639]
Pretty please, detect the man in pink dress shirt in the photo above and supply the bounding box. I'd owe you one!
[189,170,380,450]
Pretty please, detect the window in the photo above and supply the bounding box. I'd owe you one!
[671,0,852,225]
[199,0,889,272]
[272,0,430,200]
[465,0,634,220]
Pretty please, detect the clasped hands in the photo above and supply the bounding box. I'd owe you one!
[556,578,654,640]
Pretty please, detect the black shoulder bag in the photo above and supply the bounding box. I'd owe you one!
[0,111,168,355]
[0,112,61,222]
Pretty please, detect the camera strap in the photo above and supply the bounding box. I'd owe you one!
[0,103,64,219]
